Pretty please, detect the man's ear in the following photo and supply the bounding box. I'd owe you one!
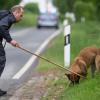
[65,73,70,80]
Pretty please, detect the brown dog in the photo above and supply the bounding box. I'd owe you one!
[65,47,100,85]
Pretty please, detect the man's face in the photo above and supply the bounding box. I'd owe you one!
[13,8,24,22]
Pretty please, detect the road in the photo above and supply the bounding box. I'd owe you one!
[0,27,59,93]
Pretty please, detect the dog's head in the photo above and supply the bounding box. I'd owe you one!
[65,73,80,85]
[65,57,87,85]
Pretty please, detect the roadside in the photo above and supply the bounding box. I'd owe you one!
[9,69,66,100]
[8,31,64,100]
[9,21,100,100]
[41,21,100,100]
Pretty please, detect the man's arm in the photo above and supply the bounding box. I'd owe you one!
[0,26,12,42]
[0,26,19,47]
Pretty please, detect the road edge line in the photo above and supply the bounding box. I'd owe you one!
[12,29,61,79]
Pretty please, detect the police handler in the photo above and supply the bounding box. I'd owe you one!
[0,5,24,96]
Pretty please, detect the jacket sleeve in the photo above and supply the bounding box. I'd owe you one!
[0,26,12,43]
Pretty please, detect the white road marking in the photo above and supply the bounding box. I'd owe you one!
[12,29,61,79]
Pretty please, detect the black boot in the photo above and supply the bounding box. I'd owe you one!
[0,89,7,96]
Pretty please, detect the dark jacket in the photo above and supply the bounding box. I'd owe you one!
[0,11,16,43]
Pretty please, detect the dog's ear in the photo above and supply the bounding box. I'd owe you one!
[65,73,71,80]
[79,59,86,66]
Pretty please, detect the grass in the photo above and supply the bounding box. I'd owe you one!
[59,21,100,100]
[71,21,100,61]
[58,73,100,100]
[35,33,64,72]
[36,21,100,100]
[14,11,37,27]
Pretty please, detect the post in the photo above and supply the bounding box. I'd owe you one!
[64,20,70,67]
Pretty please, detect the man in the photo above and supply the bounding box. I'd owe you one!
[0,5,24,96]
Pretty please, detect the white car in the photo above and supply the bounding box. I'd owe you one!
[37,13,59,29]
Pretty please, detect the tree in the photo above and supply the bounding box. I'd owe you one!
[66,0,75,12]
[53,0,68,15]
[74,1,95,21]
[24,3,39,14]
[0,0,20,10]
[53,0,100,21]
[53,0,69,20]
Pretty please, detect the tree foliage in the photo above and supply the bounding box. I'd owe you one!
[53,0,68,15]
[0,0,20,10]
[53,0,100,21]
[74,1,95,21]
[24,3,39,14]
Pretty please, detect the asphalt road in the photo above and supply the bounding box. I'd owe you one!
[0,27,58,92]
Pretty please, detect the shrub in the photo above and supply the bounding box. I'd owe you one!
[96,3,100,21]
[74,1,96,21]
[24,3,39,14]
[0,0,20,9]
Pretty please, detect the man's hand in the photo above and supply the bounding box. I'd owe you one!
[10,40,20,47]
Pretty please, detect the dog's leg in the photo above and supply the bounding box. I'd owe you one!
[95,55,100,72]
[90,64,96,78]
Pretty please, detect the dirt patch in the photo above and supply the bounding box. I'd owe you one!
[9,69,66,100]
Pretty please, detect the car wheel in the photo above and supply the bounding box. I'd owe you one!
[37,25,41,29]
[55,25,59,29]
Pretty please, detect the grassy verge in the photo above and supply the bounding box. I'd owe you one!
[36,21,100,100]
[36,33,64,72]
[14,12,37,27]
[59,21,100,100]
[35,33,65,100]
[58,73,100,100]
[71,21,100,61]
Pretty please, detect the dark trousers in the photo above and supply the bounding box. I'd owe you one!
[0,45,6,77]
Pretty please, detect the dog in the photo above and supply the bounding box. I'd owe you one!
[65,47,100,85]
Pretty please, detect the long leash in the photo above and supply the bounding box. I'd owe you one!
[16,46,85,78]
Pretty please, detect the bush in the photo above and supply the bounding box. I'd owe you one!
[24,3,39,14]
[74,1,96,21]
[0,0,20,9]
[96,3,100,21]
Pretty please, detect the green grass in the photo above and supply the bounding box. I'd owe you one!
[36,21,100,100]
[58,73,100,100]
[42,73,100,100]
[71,21,100,61]
[59,21,100,100]
[36,33,64,72]
[15,11,37,27]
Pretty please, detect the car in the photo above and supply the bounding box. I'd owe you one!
[37,13,59,29]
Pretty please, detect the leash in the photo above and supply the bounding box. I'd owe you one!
[16,46,85,78]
